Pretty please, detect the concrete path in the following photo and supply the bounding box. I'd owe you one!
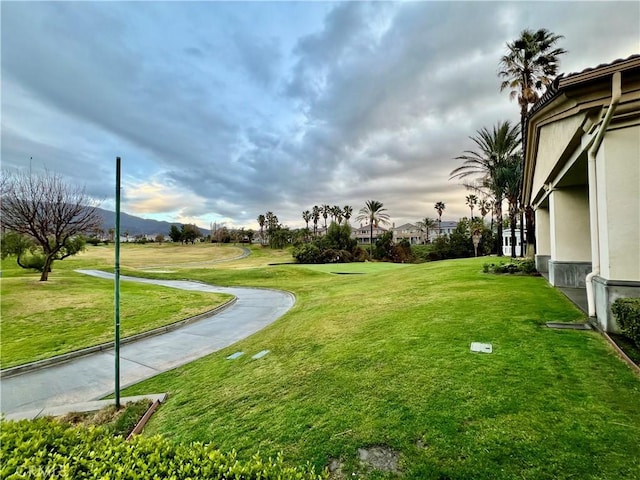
[0,270,294,417]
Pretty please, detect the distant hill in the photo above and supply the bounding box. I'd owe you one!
[94,207,209,237]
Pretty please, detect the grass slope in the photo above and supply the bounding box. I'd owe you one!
[120,256,640,480]
[0,244,242,368]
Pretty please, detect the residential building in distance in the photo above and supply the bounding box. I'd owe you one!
[352,223,388,244]
[502,227,526,257]
[391,223,423,244]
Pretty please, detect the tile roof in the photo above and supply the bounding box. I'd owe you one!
[527,54,640,119]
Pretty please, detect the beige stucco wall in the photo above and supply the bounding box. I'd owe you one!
[596,125,640,281]
[532,114,586,197]
[549,187,591,261]
[535,207,551,255]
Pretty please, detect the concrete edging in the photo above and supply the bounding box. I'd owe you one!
[0,298,237,379]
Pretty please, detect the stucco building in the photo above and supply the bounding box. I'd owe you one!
[522,55,640,332]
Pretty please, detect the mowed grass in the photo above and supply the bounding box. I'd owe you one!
[0,244,243,368]
[120,256,640,480]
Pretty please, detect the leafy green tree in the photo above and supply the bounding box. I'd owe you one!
[450,121,521,256]
[168,225,182,243]
[1,168,101,280]
[356,200,390,257]
[181,224,201,244]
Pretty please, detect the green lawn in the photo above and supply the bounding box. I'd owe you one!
[0,245,237,368]
[117,256,640,479]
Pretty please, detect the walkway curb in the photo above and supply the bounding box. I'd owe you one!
[0,298,237,379]
[4,393,169,421]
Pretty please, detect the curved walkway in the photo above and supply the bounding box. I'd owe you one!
[0,270,294,417]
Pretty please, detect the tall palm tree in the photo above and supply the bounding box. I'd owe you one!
[450,120,521,256]
[311,206,320,236]
[499,28,566,138]
[479,198,491,221]
[434,202,445,236]
[257,214,265,244]
[331,205,343,224]
[417,217,436,244]
[499,29,566,257]
[465,194,478,220]
[497,154,523,258]
[322,204,330,231]
[356,200,390,256]
[343,205,353,224]
[302,210,311,241]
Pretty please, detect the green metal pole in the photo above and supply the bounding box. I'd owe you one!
[114,157,121,408]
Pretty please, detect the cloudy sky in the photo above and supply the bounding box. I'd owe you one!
[2,1,638,230]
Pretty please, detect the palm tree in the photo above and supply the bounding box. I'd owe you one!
[356,200,390,256]
[465,194,478,220]
[434,202,445,236]
[479,198,491,221]
[257,214,265,245]
[450,121,521,256]
[311,206,320,236]
[322,204,330,231]
[497,154,523,258]
[499,28,566,138]
[417,217,436,244]
[343,205,353,224]
[331,205,343,224]
[499,29,566,257]
[302,210,311,241]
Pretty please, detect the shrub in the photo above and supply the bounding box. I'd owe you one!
[292,243,323,264]
[612,298,640,348]
[484,259,538,275]
[86,237,102,246]
[0,418,326,480]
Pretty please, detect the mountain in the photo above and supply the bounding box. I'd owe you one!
[94,207,210,237]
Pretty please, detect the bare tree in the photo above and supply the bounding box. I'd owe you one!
[1,168,102,281]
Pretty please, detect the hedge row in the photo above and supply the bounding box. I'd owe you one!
[1,418,326,480]
[612,297,640,348]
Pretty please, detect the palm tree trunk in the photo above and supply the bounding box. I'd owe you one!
[496,198,504,256]
[369,223,373,257]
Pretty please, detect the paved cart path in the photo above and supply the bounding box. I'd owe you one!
[0,270,294,417]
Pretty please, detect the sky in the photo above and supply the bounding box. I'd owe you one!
[2,1,638,231]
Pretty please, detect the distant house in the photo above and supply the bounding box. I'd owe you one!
[352,223,388,244]
[432,221,458,238]
[502,226,526,257]
[522,55,640,332]
[392,223,423,245]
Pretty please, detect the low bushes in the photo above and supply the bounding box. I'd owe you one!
[483,258,537,275]
[612,298,640,348]
[0,418,326,480]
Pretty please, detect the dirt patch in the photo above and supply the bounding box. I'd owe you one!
[57,399,152,437]
[327,458,345,479]
[358,445,401,474]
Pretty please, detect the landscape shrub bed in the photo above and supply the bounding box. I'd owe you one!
[0,418,326,480]
[483,258,537,274]
[612,297,640,348]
